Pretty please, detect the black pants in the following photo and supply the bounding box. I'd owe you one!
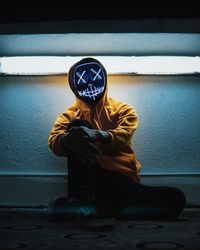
[67,119,186,220]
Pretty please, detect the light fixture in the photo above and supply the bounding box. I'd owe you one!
[0,56,200,75]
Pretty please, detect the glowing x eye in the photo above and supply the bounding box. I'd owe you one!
[76,71,86,84]
[90,68,102,81]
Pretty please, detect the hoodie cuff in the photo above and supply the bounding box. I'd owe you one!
[107,131,114,143]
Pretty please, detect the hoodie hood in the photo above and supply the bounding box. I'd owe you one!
[68,57,107,112]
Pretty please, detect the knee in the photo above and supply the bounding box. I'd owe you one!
[68,119,94,130]
[164,186,187,209]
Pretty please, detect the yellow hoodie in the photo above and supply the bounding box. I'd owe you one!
[48,82,142,183]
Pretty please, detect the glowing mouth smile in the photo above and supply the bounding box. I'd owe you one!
[78,84,104,100]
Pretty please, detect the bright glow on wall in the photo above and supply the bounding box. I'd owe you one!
[0,56,200,75]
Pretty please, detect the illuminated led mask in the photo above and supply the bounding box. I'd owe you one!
[71,60,106,104]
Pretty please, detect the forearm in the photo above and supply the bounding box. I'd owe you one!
[105,128,135,150]
[48,133,68,157]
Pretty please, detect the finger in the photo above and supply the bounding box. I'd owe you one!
[68,128,83,138]
[69,135,98,152]
[69,126,86,136]
[67,130,88,145]
[70,126,93,140]
[68,135,90,148]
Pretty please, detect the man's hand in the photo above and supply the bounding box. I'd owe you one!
[60,126,101,165]
[67,126,111,144]
[68,126,99,143]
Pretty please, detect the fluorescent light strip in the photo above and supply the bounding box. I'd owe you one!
[0,56,200,75]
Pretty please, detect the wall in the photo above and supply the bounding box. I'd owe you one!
[0,75,200,206]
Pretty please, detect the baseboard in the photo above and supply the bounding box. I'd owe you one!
[0,172,199,207]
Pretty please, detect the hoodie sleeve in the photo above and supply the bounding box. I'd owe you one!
[48,112,72,156]
[106,103,138,150]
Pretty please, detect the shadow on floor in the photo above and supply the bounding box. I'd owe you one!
[0,207,200,249]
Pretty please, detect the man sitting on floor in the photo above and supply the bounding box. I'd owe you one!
[48,57,186,228]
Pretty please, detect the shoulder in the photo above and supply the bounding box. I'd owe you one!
[57,102,80,121]
[107,97,136,113]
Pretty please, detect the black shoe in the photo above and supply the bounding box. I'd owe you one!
[76,201,115,228]
[48,196,82,220]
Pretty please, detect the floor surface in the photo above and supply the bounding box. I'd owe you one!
[0,207,199,250]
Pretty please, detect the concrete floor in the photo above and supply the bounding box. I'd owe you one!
[0,207,199,250]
